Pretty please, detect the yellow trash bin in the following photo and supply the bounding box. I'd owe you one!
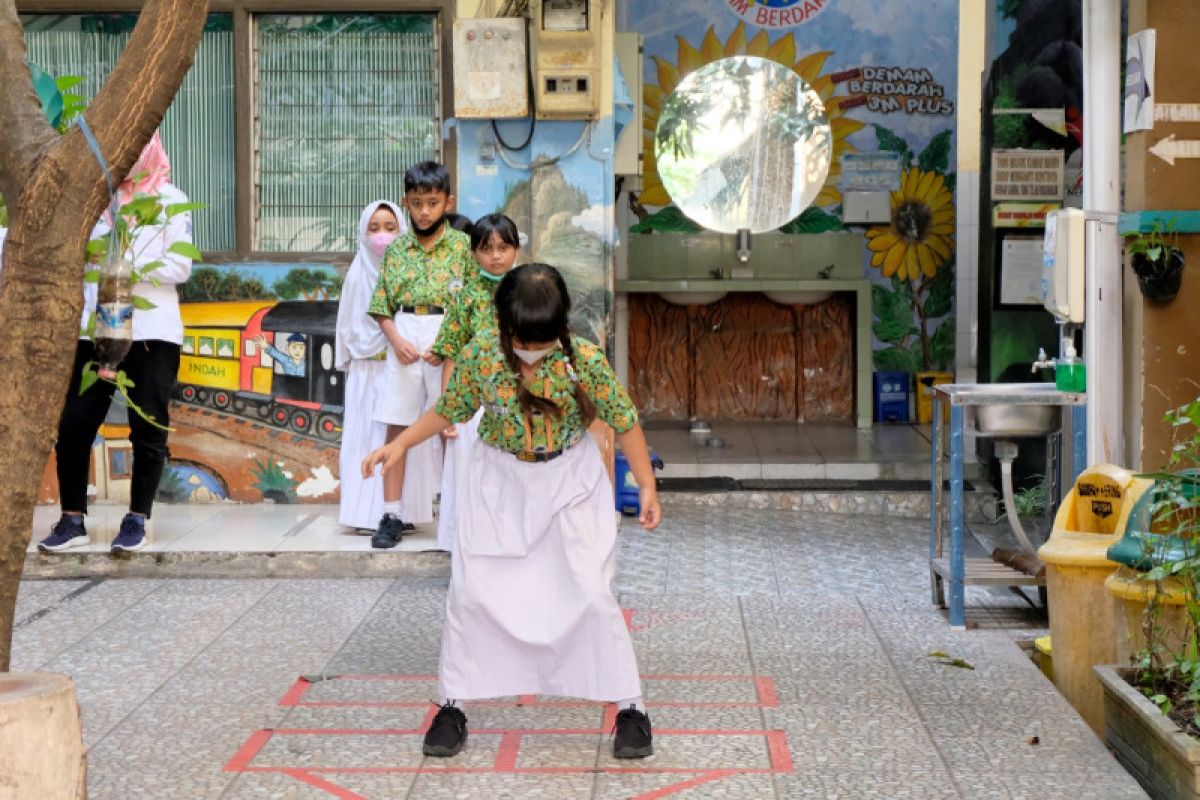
[915,371,952,423]
[1037,464,1153,737]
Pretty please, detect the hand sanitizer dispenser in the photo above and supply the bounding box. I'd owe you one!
[1042,208,1086,324]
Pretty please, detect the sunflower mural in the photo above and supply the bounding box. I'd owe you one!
[637,23,863,226]
[865,127,957,372]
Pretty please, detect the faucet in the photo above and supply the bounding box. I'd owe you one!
[1031,347,1057,373]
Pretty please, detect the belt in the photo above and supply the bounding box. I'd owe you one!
[399,305,444,315]
[511,431,584,463]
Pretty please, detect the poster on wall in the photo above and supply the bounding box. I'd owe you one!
[999,236,1046,307]
[1124,29,1156,134]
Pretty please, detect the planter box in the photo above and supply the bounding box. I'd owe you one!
[1096,664,1200,799]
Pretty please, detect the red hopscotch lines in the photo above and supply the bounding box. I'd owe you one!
[230,673,794,800]
[281,769,369,800]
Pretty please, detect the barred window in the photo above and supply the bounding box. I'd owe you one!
[21,14,236,251]
[253,14,440,253]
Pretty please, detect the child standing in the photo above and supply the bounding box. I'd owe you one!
[336,199,438,532]
[430,213,521,552]
[366,162,473,549]
[363,263,661,760]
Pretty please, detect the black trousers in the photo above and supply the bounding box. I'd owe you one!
[56,339,181,517]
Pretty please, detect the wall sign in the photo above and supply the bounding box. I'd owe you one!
[993,202,1060,228]
[991,149,1064,202]
[725,0,830,29]
[840,152,902,192]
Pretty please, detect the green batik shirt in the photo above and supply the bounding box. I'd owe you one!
[431,272,500,361]
[367,225,473,317]
[435,333,639,454]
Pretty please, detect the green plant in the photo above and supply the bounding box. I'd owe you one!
[250,457,297,504]
[1124,222,1182,272]
[1132,394,1200,736]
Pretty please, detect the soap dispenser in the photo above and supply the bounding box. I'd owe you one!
[1055,340,1086,393]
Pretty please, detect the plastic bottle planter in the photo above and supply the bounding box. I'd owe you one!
[93,256,134,379]
[1130,246,1185,303]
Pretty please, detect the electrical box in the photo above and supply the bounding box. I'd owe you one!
[614,32,642,178]
[452,18,529,119]
[1042,207,1085,323]
[532,0,601,120]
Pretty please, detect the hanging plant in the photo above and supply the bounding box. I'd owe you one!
[1125,222,1185,303]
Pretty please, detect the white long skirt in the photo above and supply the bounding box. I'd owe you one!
[338,358,441,528]
[437,436,642,702]
[435,408,483,553]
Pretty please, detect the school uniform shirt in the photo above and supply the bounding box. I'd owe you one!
[435,334,638,455]
[366,224,473,317]
[83,182,194,344]
[430,272,500,362]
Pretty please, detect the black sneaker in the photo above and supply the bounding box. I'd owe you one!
[423,703,467,757]
[371,514,407,549]
[37,515,90,553]
[111,513,147,553]
[613,706,653,759]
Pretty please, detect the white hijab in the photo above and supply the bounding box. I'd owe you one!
[335,200,406,371]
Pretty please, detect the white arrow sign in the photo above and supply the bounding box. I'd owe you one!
[1155,103,1200,123]
[1149,134,1200,165]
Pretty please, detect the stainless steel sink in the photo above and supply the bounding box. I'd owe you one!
[939,383,1066,437]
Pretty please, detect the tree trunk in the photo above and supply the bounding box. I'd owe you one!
[0,0,209,671]
[0,673,87,798]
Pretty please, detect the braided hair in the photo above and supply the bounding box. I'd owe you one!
[494,263,597,425]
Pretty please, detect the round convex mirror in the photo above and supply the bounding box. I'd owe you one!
[654,56,833,234]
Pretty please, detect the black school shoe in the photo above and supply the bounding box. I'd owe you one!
[423,703,468,757]
[613,707,654,758]
[371,513,407,549]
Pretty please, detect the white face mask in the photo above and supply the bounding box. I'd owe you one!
[513,344,557,365]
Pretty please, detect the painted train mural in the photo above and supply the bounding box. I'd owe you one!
[175,300,343,441]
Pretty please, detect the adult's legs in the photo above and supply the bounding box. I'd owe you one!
[55,340,117,514]
[120,340,180,517]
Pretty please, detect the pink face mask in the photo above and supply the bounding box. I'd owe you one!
[366,231,398,258]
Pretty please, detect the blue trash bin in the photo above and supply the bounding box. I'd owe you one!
[615,450,664,516]
[873,371,910,423]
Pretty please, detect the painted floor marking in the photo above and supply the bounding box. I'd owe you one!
[226,674,792,799]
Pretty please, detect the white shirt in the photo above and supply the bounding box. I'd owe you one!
[83,182,193,344]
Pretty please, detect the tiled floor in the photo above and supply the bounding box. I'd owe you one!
[13,505,1146,799]
[643,420,939,480]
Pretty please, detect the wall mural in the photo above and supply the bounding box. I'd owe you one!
[39,265,346,507]
[625,0,960,381]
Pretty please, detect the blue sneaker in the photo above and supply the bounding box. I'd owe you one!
[37,515,91,553]
[111,514,147,553]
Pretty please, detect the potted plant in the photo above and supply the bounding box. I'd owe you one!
[1125,222,1186,303]
[1094,394,1200,799]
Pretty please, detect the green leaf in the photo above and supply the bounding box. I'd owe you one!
[778,207,843,234]
[167,241,203,261]
[874,345,923,372]
[165,202,206,218]
[131,295,157,310]
[86,238,108,263]
[78,363,99,396]
[628,205,703,234]
[83,269,100,284]
[872,284,918,344]
[873,284,916,345]
[873,124,912,165]
[54,74,84,91]
[917,130,952,175]
[137,260,165,277]
[30,63,64,129]
[923,267,954,318]
[930,317,956,370]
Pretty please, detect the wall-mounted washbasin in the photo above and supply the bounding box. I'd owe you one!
[658,291,728,306]
[937,383,1074,437]
[763,290,834,306]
